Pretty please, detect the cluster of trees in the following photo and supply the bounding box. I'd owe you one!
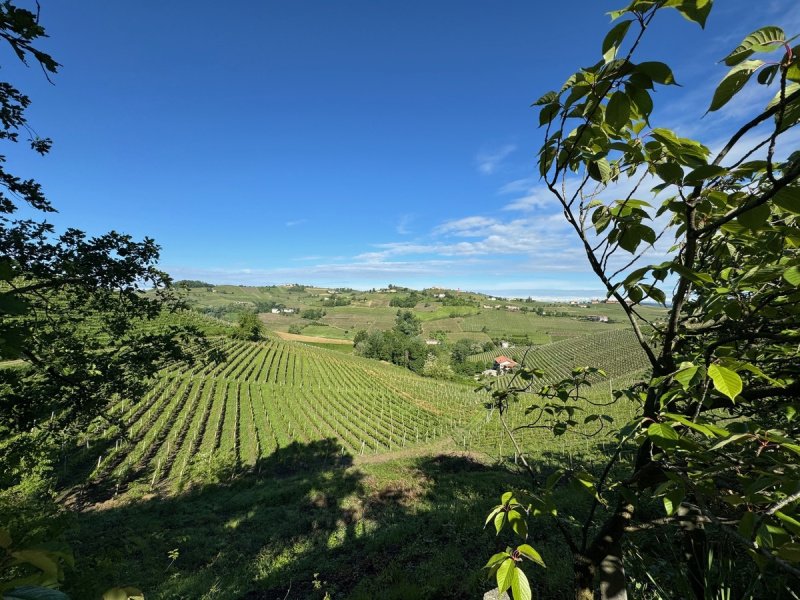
[440,294,479,307]
[300,308,326,320]
[321,296,350,307]
[354,310,428,373]
[388,292,421,308]
[174,279,214,289]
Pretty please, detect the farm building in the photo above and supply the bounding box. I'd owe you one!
[493,355,519,372]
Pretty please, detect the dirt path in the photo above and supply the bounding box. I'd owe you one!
[274,331,353,345]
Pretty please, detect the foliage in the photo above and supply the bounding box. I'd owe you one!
[301,308,326,320]
[234,312,264,341]
[393,310,422,337]
[0,1,206,494]
[486,2,800,598]
[389,292,421,308]
[174,280,213,289]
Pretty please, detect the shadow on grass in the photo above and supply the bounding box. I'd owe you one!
[63,438,577,599]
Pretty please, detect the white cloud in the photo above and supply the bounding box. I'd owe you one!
[285,219,306,227]
[476,144,517,175]
[395,214,414,235]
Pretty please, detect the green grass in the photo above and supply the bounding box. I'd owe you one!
[303,341,355,354]
[64,444,585,600]
[298,324,352,339]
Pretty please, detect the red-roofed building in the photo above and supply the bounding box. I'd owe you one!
[493,355,519,372]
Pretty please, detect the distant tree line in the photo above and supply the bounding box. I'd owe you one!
[175,279,214,288]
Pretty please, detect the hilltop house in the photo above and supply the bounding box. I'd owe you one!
[493,355,519,372]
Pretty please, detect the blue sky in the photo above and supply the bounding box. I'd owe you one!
[6,0,800,297]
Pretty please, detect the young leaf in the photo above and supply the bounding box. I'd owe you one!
[496,558,516,594]
[511,567,533,600]
[517,543,546,567]
[708,364,742,401]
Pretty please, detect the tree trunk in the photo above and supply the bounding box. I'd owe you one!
[575,554,595,600]
[678,503,707,600]
[599,540,628,600]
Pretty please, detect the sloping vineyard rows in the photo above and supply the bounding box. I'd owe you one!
[72,338,485,497]
[469,328,650,383]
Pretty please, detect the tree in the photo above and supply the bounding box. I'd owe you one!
[235,311,265,341]
[393,309,422,337]
[0,1,206,496]
[485,2,800,599]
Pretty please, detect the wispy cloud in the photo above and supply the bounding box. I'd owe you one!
[285,219,307,227]
[476,144,517,175]
[395,214,414,235]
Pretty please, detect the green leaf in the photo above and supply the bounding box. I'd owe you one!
[539,103,561,127]
[533,91,558,106]
[647,423,680,449]
[673,363,699,390]
[774,185,800,214]
[496,558,516,594]
[606,91,631,131]
[486,551,510,568]
[663,0,714,28]
[708,60,763,112]
[3,588,70,600]
[508,510,528,539]
[708,364,742,401]
[517,544,546,567]
[783,266,800,286]
[511,567,532,600]
[494,511,505,535]
[602,20,633,63]
[683,164,727,185]
[485,506,503,527]
[636,61,677,85]
[724,26,786,66]
[588,158,612,183]
[736,202,770,229]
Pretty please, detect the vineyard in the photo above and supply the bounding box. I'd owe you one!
[469,328,650,382]
[67,338,486,500]
[59,326,655,504]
